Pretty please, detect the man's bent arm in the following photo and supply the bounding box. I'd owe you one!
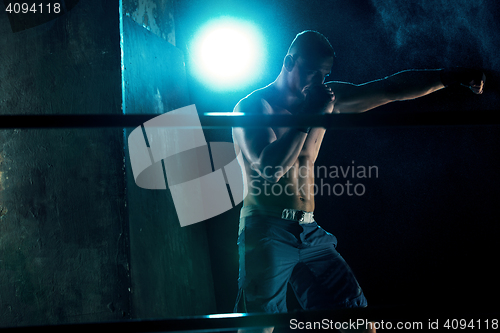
[327,69,445,114]
[232,98,308,183]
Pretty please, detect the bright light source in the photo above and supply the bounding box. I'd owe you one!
[191,17,265,91]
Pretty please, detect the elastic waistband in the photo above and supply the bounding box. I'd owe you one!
[240,205,315,224]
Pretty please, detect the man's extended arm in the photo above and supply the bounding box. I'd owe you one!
[327,68,485,114]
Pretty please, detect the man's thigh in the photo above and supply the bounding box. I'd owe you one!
[241,236,300,313]
[290,244,367,310]
[237,216,303,313]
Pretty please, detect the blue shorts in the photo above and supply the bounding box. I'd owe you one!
[234,206,367,314]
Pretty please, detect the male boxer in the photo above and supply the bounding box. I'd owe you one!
[232,30,485,333]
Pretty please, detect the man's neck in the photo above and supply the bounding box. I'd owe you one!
[270,72,304,112]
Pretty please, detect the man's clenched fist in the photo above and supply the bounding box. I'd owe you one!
[440,68,486,94]
[301,84,335,114]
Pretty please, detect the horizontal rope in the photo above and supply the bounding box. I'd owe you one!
[0,306,495,332]
[0,111,498,129]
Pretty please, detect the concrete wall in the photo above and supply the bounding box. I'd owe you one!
[123,0,176,46]
[0,0,129,326]
[0,0,216,327]
[121,0,217,317]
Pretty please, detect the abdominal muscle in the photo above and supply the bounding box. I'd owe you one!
[242,155,316,212]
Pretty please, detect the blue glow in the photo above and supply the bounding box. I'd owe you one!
[191,17,265,91]
[206,313,246,319]
[204,112,245,116]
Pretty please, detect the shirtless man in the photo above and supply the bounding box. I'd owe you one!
[232,30,485,333]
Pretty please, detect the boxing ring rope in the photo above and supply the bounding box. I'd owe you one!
[0,306,496,332]
[0,110,499,128]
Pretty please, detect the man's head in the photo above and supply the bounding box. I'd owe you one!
[283,30,335,94]
[287,30,335,61]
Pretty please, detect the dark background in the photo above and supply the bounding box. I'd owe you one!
[173,0,500,316]
[1,0,499,329]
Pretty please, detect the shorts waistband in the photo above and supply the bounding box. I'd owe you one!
[240,205,315,224]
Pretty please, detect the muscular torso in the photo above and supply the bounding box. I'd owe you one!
[237,86,327,212]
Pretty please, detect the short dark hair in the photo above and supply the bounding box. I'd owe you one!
[287,30,335,60]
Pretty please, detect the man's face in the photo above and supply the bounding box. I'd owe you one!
[291,55,334,95]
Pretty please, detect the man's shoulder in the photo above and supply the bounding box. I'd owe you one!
[234,86,274,115]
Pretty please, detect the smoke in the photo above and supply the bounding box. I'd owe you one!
[371,0,500,70]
